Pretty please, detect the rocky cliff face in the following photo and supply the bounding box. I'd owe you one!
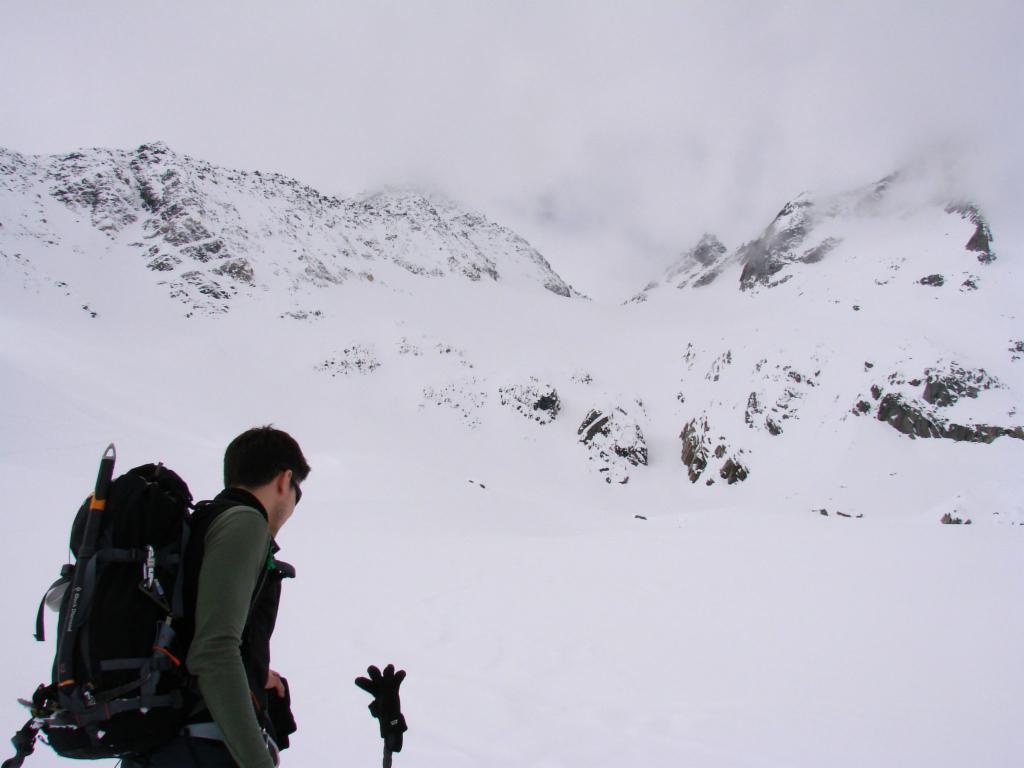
[0,142,579,316]
[629,233,729,301]
[634,172,998,301]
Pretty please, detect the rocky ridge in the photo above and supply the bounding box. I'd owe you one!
[0,142,579,316]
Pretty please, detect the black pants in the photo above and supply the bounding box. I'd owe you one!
[119,736,237,767]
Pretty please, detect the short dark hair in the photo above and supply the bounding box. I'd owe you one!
[224,426,311,489]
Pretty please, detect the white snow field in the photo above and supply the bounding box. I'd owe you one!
[1,149,1022,767]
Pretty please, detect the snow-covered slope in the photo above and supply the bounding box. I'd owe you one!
[0,143,578,318]
[1,149,1022,767]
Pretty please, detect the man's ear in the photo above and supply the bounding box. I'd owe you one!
[276,469,291,496]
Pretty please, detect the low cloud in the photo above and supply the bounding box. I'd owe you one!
[1,0,1019,299]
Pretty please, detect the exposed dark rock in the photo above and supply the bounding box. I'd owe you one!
[280,309,324,321]
[870,385,883,400]
[500,379,560,424]
[680,416,748,484]
[212,257,255,285]
[961,276,979,291]
[535,393,559,414]
[578,407,648,484]
[680,417,709,483]
[692,270,720,288]
[801,237,841,264]
[316,345,381,376]
[940,513,971,525]
[919,274,945,287]
[719,458,749,484]
[146,251,180,272]
[877,394,943,438]
[945,202,996,263]
[853,400,872,415]
[875,393,1022,443]
[1010,340,1023,362]
[738,198,816,290]
[579,411,610,443]
[744,392,761,427]
[705,350,732,382]
[181,239,225,263]
[179,271,232,301]
[921,364,999,407]
[864,361,875,370]
[691,234,727,266]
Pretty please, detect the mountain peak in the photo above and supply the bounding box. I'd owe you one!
[0,143,580,317]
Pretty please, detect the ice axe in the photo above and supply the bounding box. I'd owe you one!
[354,665,407,768]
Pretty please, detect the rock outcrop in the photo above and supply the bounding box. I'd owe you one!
[680,415,749,485]
[856,363,1021,443]
[628,234,729,301]
[578,406,648,484]
[499,379,561,424]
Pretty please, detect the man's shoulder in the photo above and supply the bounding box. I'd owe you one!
[205,505,268,538]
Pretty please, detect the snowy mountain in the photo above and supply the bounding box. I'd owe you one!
[0,142,578,318]
[1,147,1022,768]
[632,173,996,300]
[621,171,1020,496]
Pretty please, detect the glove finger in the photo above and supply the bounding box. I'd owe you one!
[354,676,374,693]
[368,665,383,682]
[394,669,406,686]
[382,664,395,679]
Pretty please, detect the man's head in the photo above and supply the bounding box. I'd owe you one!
[225,426,310,535]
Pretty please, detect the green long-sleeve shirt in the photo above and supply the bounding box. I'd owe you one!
[186,506,275,768]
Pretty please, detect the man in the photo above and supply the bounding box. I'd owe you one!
[123,426,309,768]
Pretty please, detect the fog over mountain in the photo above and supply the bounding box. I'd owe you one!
[1,1,1020,300]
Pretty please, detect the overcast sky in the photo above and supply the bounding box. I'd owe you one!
[2,1,1020,300]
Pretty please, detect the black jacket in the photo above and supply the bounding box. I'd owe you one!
[179,489,295,741]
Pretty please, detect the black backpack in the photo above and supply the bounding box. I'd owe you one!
[3,445,196,767]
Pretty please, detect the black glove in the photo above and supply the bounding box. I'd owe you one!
[354,664,408,752]
[267,676,297,750]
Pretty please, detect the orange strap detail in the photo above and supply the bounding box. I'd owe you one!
[153,646,182,667]
[90,499,107,511]
[57,679,76,688]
